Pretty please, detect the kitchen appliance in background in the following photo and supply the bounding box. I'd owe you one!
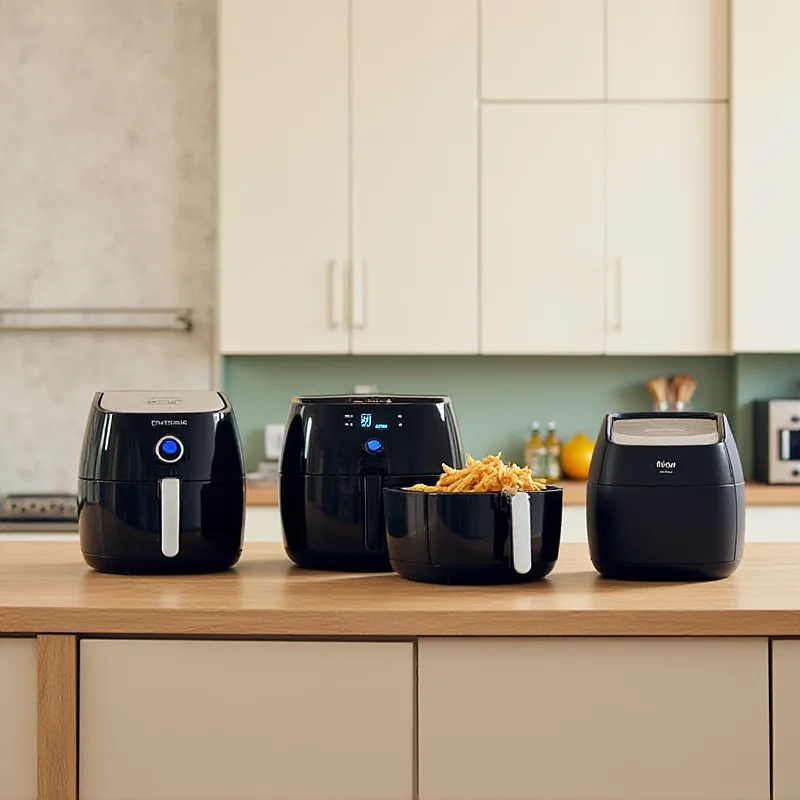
[279,394,464,571]
[754,399,800,484]
[0,494,78,533]
[587,411,745,581]
[78,390,245,574]
[383,485,563,584]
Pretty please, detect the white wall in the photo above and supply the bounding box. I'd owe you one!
[0,0,216,493]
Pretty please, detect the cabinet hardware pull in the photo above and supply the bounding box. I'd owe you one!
[328,261,343,329]
[614,258,623,331]
[352,259,367,329]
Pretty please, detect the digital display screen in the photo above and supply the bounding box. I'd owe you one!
[345,411,403,429]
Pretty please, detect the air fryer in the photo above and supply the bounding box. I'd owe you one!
[78,390,245,574]
[279,394,464,571]
[586,411,745,581]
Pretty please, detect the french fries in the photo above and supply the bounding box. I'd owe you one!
[407,453,547,493]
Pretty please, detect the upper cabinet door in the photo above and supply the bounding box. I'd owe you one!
[732,0,800,353]
[350,0,478,355]
[218,0,349,355]
[481,105,605,354]
[481,0,604,100]
[605,104,729,355]
[606,0,729,100]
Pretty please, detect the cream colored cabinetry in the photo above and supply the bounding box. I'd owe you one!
[0,638,37,800]
[244,505,283,542]
[481,0,727,101]
[772,639,800,799]
[606,0,729,100]
[480,0,604,100]
[605,104,729,355]
[481,105,605,354]
[351,0,478,355]
[218,0,349,355]
[79,640,413,800]
[482,104,727,355]
[219,0,478,356]
[418,637,769,800]
[731,0,800,352]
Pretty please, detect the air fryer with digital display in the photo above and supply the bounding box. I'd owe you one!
[586,412,745,581]
[279,394,464,571]
[78,390,245,574]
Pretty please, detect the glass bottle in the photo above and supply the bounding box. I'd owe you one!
[525,422,546,479]
[544,421,562,481]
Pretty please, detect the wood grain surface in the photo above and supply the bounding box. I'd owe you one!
[37,635,77,800]
[246,479,800,507]
[1,543,800,637]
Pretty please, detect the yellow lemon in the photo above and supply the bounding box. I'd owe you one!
[560,432,594,480]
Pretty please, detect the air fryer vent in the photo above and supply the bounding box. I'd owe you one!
[610,416,720,446]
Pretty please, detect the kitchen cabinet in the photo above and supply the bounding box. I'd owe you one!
[418,637,769,800]
[480,0,604,100]
[218,0,478,356]
[605,104,729,355]
[481,103,727,355]
[79,639,413,800]
[480,0,727,102]
[772,639,800,799]
[350,0,478,355]
[731,0,800,353]
[244,505,283,543]
[606,0,729,100]
[218,0,349,355]
[481,105,605,354]
[0,638,37,800]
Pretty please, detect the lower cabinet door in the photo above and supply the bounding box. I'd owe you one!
[772,639,800,799]
[418,637,769,800]
[79,640,413,800]
[0,638,37,800]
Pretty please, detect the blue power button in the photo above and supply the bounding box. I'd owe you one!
[364,438,384,454]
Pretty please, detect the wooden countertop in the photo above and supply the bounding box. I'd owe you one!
[246,480,800,507]
[2,542,800,637]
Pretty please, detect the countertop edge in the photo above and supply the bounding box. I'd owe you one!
[3,608,800,637]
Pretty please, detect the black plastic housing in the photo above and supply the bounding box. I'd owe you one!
[383,486,563,584]
[78,391,245,574]
[279,394,464,571]
[586,411,745,581]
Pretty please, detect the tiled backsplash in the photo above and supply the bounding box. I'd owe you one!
[0,0,216,493]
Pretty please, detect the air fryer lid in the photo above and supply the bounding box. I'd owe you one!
[79,390,243,483]
[99,390,225,414]
[589,412,743,488]
[610,416,721,446]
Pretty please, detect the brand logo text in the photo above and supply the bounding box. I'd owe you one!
[151,419,188,427]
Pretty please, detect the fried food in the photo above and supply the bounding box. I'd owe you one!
[407,453,547,493]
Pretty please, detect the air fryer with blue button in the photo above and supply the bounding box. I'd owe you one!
[279,394,464,571]
[77,390,245,574]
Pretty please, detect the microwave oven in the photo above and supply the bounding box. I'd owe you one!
[754,399,800,484]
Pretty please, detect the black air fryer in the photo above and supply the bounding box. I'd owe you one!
[279,394,464,571]
[587,412,745,581]
[78,390,245,574]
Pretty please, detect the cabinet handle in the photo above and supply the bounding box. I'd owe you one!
[614,258,623,331]
[351,259,367,329]
[328,261,343,329]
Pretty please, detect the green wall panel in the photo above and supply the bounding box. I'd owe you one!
[223,355,735,473]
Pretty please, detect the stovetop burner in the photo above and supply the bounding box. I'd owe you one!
[0,493,78,522]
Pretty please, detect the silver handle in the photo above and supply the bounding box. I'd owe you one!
[510,492,532,575]
[351,259,366,329]
[614,258,623,331]
[328,261,343,329]
[781,430,792,461]
[160,477,180,558]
